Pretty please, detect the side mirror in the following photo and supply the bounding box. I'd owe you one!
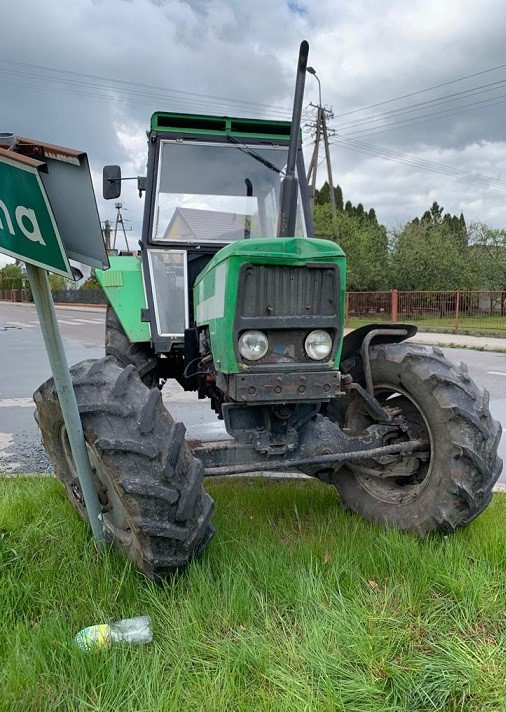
[103,165,122,200]
[137,176,147,197]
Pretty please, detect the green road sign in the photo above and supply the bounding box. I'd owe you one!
[0,151,73,278]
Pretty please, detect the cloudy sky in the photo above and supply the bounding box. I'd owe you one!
[2,0,506,262]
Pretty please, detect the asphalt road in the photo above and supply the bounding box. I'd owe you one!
[1,301,505,485]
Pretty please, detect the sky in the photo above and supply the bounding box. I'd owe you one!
[2,0,506,265]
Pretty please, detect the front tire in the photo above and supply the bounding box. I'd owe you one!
[332,343,502,535]
[34,357,215,578]
[105,305,159,388]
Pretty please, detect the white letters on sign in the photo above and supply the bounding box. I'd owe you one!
[0,199,14,234]
[15,206,46,245]
[0,199,46,245]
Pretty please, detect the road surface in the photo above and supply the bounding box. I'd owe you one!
[1,301,505,485]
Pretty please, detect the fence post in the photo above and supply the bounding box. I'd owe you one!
[455,290,460,332]
[345,292,349,328]
[391,290,398,323]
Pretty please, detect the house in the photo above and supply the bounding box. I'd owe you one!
[163,207,249,243]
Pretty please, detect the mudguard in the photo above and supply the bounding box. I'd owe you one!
[340,323,417,365]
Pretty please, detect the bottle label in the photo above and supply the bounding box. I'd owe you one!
[75,624,110,650]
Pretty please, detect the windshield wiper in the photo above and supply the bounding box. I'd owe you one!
[226,135,284,175]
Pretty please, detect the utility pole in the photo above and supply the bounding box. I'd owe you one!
[113,203,132,252]
[306,66,337,223]
[102,219,112,252]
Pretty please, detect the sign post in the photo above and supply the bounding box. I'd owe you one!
[0,137,109,546]
[27,263,105,544]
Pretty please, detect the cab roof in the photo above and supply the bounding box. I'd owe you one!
[150,112,296,143]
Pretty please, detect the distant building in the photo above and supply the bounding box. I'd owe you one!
[163,207,248,243]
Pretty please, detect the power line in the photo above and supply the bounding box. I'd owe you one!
[5,55,505,192]
[0,75,294,122]
[331,61,506,119]
[0,57,294,118]
[331,78,506,132]
[330,135,506,189]
[337,93,506,139]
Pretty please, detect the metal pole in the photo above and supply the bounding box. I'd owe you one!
[26,263,105,545]
[321,109,337,223]
[308,109,322,208]
[306,141,316,184]
[102,220,112,251]
[277,40,309,237]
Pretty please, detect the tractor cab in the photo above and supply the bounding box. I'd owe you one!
[104,112,314,354]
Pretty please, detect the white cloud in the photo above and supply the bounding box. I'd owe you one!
[1,0,506,244]
[332,139,506,227]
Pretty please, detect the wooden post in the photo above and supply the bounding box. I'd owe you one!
[391,289,398,323]
[345,292,349,327]
[455,290,460,332]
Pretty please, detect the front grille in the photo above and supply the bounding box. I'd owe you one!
[240,264,338,318]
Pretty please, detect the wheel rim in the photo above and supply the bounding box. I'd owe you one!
[344,383,433,505]
[59,425,130,530]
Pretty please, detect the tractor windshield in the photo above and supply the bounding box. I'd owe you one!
[151,140,307,243]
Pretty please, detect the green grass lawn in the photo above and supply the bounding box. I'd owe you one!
[1,476,506,711]
[347,315,506,335]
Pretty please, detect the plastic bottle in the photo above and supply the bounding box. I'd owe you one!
[75,616,152,650]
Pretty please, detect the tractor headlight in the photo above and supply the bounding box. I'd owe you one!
[238,330,269,361]
[305,330,332,360]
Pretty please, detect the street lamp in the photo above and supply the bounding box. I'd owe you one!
[306,66,322,107]
[305,66,337,224]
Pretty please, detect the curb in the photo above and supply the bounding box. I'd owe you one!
[0,300,106,312]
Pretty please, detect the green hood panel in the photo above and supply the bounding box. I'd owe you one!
[195,237,345,287]
[96,255,150,343]
[193,237,346,374]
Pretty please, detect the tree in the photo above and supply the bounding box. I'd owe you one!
[81,269,100,289]
[313,202,389,291]
[313,182,389,290]
[314,181,343,211]
[48,273,69,292]
[468,222,506,290]
[389,219,474,291]
[0,264,23,290]
[421,201,444,225]
[388,204,476,290]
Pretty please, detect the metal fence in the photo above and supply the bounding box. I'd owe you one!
[51,289,107,305]
[347,290,506,332]
[2,287,506,333]
[0,288,107,305]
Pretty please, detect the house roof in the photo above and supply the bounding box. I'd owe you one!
[164,207,246,242]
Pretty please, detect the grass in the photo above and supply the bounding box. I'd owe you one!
[347,315,506,336]
[1,476,506,711]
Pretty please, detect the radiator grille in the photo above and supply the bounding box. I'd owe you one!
[240,265,338,318]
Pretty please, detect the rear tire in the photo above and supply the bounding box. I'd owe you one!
[34,357,215,578]
[330,342,502,535]
[105,305,159,388]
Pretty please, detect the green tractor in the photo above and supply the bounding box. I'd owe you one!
[35,42,501,578]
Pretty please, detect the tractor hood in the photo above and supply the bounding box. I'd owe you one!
[194,236,345,288]
[193,236,346,374]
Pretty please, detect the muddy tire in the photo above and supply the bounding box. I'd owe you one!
[331,343,502,535]
[105,305,159,388]
[33,357,214,578]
